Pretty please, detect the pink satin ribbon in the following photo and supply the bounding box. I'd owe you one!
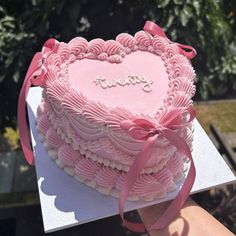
[144,20,197,59]
[18,38,59,165]
[119,107,196,232]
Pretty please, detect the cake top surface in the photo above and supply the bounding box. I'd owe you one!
[68,50,169,114]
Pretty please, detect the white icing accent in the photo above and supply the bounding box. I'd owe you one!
[64,167,74,176]
[94,75,153,92]
[48,149,58,160]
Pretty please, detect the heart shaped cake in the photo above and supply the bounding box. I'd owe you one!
[19,21,197,231]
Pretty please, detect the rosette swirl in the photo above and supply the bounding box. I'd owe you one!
[153,168,174,187]
[57,43,70,61]
[170,63,195,80]
[134,30,152,47]
[37,114,51,135]
[58,143,79,166]
[116,33,136,48]
[74,157,100,180]
[168,54,189,67]
[171,77,195,95]
[130,175,166,200]
[105,40,123,56]
[166,153,183,176]
[107,55,123,63]
[49,54,62,68]
[97,52,108,61]
[95,166,118,189]
[68,37,88,55]
[88,38,106,56]
[166,92,193,108]
[165,44,180,59]
[46,127,63,148]
[152,35,168,54]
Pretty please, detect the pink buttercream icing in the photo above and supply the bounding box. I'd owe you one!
[94,166,118,189]
[58,144,79,166]
[46,127,63,149]
[74,157,100,180]
[37,114,50,135]
[68,37,88,55]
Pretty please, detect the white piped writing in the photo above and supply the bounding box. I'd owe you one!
[94,75,153,92]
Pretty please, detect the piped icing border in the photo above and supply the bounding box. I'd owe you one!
[37,100,194,173]
[37,102,194,174]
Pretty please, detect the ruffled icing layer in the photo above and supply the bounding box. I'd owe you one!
[38,128,187,201]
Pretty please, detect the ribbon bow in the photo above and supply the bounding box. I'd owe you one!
[119,107,196,232]
[144,20,197,59]
[18,38,59,165]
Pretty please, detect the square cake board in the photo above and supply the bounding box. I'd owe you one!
[27,87,236,233]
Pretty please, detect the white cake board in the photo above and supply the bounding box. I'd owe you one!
[27,87,236,233]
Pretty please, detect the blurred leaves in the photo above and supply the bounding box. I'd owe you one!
[0,0,236,129]
[3,127,20,150]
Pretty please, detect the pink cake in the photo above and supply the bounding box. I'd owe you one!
[34,21,196,203]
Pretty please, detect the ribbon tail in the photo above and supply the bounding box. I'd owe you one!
[18,52,42,165]
[177,43,197,59]
[119,134,158,233]
[149,129,196,230]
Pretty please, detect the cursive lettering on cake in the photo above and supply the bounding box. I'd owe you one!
[94,75,153,92]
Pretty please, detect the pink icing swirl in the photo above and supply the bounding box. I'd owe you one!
[37,114,50,135]
[116,33,136,48]
[66,123,81,141]
[62,91,87,114]
[105,40,124,56]
[153,168,173,187]
[46,81,69,102]
[82,102,108,125]
[68,37,88,55]
[57,43,70,61]
[58,144,79,166]
[97,52,108,61]
[46,127,63,148]
[165,44,180,59]
[170,64,195,80]
[74,157,100,180]
[130,175,166,199]
[85,52,96,59]
[37,101,48,116]
[88,38,106,56]
[114,172,126,190]
[168,54,189,67]
[49,54,62,68]
[125,47,132,54]
[95,166,118,189]
[166,153,183,175]
[107,55,122,63]
[169,92,193,108]
[152,35,168,54]
[171,77,195,95]
[134,30,152,47]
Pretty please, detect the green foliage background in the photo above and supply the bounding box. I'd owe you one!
[0,0,236,130]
